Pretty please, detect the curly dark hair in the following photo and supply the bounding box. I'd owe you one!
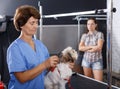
[14,5,40,31]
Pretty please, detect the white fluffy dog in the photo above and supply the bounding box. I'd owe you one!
[44,47,78,89]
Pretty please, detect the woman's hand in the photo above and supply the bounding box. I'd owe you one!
[87,46,101,52]
[44,55,59,69]
[68,62,75,69]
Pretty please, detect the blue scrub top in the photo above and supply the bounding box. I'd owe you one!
[7,38,50,89]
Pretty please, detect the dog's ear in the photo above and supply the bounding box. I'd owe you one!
[60,55,69,63]
[67,53,75,62]
[57,52,64,63]
[60,53,74,63]
[57,51,63,59]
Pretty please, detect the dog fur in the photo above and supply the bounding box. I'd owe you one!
[44,47,78,89]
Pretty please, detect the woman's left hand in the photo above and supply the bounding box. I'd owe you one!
[68,62,75,69]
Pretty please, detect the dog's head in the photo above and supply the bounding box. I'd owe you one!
[59,46,78,63]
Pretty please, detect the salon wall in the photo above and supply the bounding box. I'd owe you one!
[0,0,106,16]
[112,0,120,73]
[0,0,38,16]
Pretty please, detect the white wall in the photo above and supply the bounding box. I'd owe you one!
[112,0,120,73]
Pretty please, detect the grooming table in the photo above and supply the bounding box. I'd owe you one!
[66,73,120,89]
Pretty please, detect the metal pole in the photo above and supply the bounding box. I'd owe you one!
[107,0,113,89]
[77,15,107,17]
[37,1,43,41]
[74,17,106,20]
[77,17,81,50]
[43,9,107,19]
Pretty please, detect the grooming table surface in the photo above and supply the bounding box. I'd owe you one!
[66,73,120,89]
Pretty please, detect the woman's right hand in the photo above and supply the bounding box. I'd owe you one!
[44,55,59,69]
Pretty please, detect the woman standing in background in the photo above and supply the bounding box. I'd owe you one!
[79,17,104,81]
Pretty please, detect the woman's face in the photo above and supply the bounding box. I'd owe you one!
[87,19,97,31]
[21,16,39,36]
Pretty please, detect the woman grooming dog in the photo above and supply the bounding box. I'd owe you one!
[44,47,78,89]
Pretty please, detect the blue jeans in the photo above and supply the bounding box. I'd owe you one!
[82,59,103,70]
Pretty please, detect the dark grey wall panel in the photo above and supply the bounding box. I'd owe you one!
[0,0,39,16]
[42,25,78,54]
[0,0,106,16]
[41,0,106,15]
